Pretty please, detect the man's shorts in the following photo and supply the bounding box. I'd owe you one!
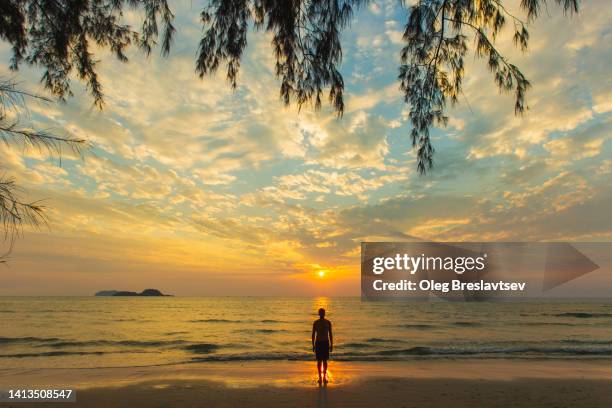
[315,341,330,360]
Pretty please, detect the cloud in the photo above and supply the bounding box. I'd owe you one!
[544,122,607,161]
[368,3,382,15]
[385,29,403,45]
[271,169,408,201]
[0,0,611,294]
[303,111,392,170]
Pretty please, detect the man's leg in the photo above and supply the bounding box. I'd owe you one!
[317,359,323,382]
[323,359,328,382]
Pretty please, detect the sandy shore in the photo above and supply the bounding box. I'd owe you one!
[1,360,612,407]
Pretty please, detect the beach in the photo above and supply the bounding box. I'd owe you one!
[1,360,612,407]
[2,297,612,406]
[1,0,610,405]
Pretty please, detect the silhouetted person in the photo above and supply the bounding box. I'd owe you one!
[312,308,333,384]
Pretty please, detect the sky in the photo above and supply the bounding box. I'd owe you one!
[0,0,610,296]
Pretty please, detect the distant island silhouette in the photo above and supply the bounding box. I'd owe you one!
[94,289,171,297]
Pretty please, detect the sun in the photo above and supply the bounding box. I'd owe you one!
[317,270,326,278]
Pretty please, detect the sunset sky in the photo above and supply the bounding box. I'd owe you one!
[1,0,610,296]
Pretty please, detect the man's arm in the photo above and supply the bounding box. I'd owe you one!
[312,321,316,351]
[328,321,333,352]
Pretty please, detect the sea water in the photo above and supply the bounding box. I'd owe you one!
[1,297,611,368]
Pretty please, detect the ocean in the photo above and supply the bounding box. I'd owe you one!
[1,297,612,368]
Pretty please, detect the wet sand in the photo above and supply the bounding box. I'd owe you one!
[1,360,611,407]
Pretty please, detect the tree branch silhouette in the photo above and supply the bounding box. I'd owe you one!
[0,77,88,258]
[0,0,580,177]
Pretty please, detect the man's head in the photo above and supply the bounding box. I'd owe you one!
[318,308,325,318]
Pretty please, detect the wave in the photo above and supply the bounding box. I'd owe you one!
[189,318,237,323]
[190,352,311,362]
[366,346,612,357]
[0,336,61,344]
[42,339,188,348]
[521,321,579,326]
[390,321,481,328]
[185,341,612,362]
[0,350,133,359]
[341,342,373,349]
[260,319,292,323]
[394,324,436,330]
[375,347,433,356]
[189,319,293,324]
[561,339,612,345]
[366,338,404,343]
[183,343,220,354]
[553,312,612,319]
[450,321,482,327]
[0,336,189,349]
[396,321,485,329]
[234,329,287,334]
[5,341,612,362]
[185,345,612,362]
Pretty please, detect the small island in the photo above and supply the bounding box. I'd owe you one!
[94,289,172,297]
